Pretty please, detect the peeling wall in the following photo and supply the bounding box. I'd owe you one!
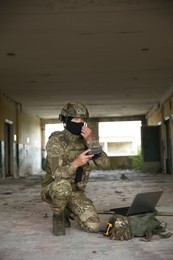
[146,93,173,174]
[0,93,41,178]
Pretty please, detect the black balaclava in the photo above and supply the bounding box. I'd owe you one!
[65,117,84,135]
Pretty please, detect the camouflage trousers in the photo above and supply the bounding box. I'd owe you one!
[41,179,100,233]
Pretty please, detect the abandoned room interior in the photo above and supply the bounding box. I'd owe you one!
[0,0,173,259]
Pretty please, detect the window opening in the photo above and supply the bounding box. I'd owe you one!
[45,123,63,144]
[99,121,141,156]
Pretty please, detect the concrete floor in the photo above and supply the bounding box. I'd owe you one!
[0,170,173,260]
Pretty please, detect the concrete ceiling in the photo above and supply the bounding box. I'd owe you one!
[0,0,173,119]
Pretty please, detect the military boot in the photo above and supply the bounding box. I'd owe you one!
[52,212,65,236]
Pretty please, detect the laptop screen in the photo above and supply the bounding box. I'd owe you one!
[127,191,163,216]
[110,191,163,216]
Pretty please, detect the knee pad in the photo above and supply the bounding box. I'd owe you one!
[85,221,100,233]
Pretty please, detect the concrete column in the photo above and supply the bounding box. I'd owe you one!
[40,122,46,170]
[88,118,99,140]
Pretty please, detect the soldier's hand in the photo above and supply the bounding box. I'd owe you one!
[71,149,93,168]
[81,125,92,143]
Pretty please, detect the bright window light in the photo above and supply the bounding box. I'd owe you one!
[45,123,63,143]
[99,121,141,156]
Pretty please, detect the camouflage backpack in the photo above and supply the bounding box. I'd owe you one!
[104,211,172,242]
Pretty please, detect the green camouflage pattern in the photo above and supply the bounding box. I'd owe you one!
[59,102,89,119]
[41,128,110,232]
[109,214,131,240]
[105,212,172,241]
[128,212,172,241]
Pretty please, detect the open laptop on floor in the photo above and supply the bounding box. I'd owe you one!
[110,191,163,216]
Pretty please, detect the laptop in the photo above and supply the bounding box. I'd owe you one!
[110,191,163,216]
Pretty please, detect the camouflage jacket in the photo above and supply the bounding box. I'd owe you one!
[42,129,110,191]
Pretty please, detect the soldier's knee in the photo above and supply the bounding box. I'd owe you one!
[49,179,72,199]
[85,221,100,233]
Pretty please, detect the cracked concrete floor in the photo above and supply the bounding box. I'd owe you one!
[0,170,173,260]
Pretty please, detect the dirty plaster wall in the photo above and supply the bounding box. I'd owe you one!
[0,94,17,139]
[146,93,173,174]
[0,93,41,178]
[18,112,41,177]
[0,94,17,178]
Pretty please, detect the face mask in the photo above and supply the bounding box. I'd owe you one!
[65,118,84,135]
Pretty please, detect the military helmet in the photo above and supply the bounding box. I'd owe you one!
[59,102,89,121]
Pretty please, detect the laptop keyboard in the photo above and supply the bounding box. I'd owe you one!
[110,207,130,216]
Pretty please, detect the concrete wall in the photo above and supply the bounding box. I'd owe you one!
[146,92,173,174]
[0,94,17,140]
[88,98,173,173]
[18,112,42,177]
[0,93,41,178]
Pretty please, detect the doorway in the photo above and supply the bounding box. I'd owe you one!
[4,120,13,177]
[164,119,172,174]
[141,125,161,173]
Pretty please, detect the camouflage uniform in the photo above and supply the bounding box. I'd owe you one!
[41,129,110,233]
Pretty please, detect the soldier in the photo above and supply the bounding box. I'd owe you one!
[41,102,110,236]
